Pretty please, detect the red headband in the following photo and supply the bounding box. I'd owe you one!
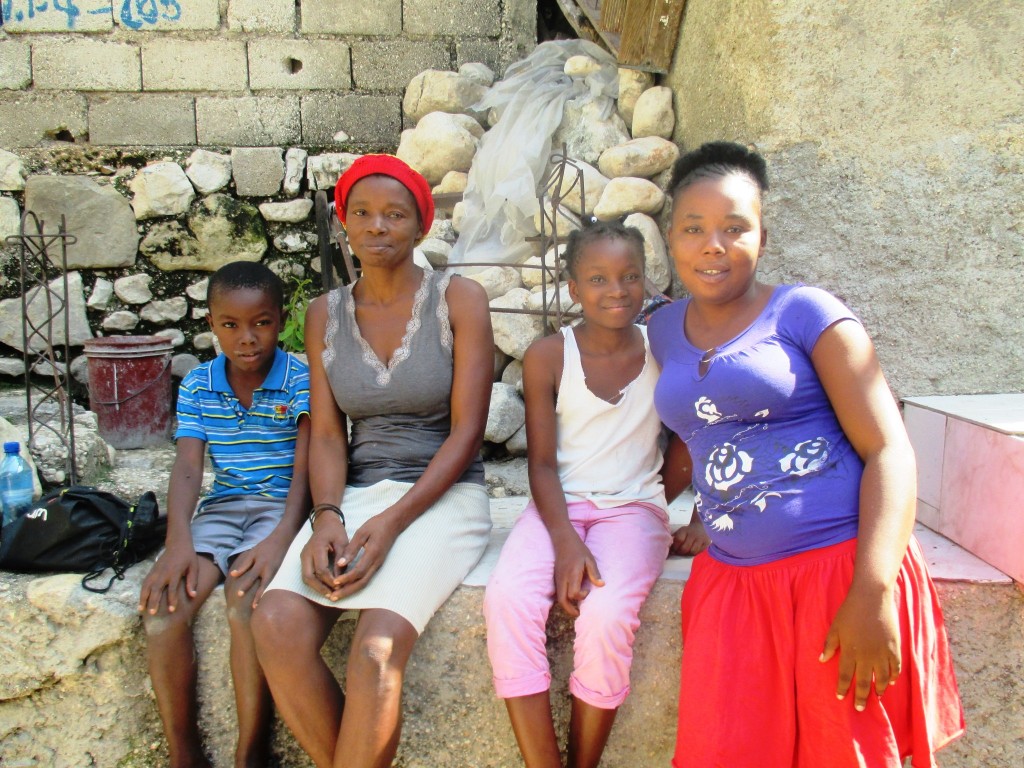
[334,154,434,230]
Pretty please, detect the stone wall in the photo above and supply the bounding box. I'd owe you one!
[664,0,1024,399]
[0,0,536,149]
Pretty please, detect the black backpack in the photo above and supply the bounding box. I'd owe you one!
[0,485,166,593]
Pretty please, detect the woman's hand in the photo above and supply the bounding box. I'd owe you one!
[553,532,604,618]
[819,585,901,711]
[669,518,710,557]
[300,513,351,599]
[138,540,200,615]
[229,530,292,609]
[329,511,403,599]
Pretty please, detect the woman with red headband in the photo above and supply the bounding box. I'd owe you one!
[254,155,494,767]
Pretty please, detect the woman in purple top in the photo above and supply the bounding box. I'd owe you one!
[647,142,964,768]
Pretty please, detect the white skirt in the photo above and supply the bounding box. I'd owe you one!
[266,480,491,634]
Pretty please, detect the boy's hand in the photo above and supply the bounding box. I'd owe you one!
[138,542,200,615]
[669,519,710,557]
[820,585,902,712]
[553,534,604,618]
[300,514,350,599]
[230,532,291,609]
[328,512,402,599]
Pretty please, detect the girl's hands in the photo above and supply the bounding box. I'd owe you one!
[553,533,604,618]
[820,585,902,712]
[300,513,351,598]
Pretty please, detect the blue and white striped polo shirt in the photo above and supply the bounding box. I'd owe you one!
[175,348,310,504]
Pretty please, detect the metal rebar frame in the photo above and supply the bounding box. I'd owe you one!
[6,211,79,485]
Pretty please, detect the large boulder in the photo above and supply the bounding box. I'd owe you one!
[485,383,526,444]
[557,159,610,217]
[598,137,680,180]
[0,271,92,352]
[552,97,631,165]
[593,177,666,220]
[129,162,195,220]
[185,149,232,195]
[466,266,523,301]
[397,112,479,186]
[23,176,138,269]
[623,212,673,293]
[490,288,546,360]
[0,150,26,191]
[632,86,675,139]
[616,68,655,127]
[306,153,360,191]
[403,69,488,124]
[142,195,266,272]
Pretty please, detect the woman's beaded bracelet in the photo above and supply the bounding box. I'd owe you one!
[309,503,345,528]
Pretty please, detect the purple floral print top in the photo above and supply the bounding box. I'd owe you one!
[648,285,864,565]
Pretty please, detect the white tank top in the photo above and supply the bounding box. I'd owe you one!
[555,325,667,510]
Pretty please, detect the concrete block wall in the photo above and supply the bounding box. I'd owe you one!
[0,0,537,150]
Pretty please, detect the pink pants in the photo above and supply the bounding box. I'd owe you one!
[484,500,671,709]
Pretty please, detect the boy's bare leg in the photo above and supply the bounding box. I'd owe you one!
[224,572,273,768]
[143,555,222,768]
[253,590,343,768]
[504,692,562,768]
[333,609,418,768]
[567,697,618,768]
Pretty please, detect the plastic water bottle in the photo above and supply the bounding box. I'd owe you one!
[0,442,35,526]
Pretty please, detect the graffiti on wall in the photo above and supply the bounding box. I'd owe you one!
[1,0,183,30]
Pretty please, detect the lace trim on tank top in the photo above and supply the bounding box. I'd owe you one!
[347,270,431,387]
[321,288,342,372]
[436,271,454,352]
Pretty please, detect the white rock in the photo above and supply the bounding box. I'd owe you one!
[527,282,578,330]
[69,354,88,384]
[283,148,308,196]
[451,201,466,234]
[268,259,305,280]
[432,171,469,197]
[192,307,208,320]
[450,113,485,140]
[467,266,523,300]
[333,130,351,143]
[130,162,195,219]
[0,271,92,352]
[412,247,434,271]
[598,136,680,179]
[459,62,495,87]
[557,159,609,217]
[153,328,185,347]
[521,245,566,289]
[505,423,528,455]
[0,358,25,377]
[397,112,478,186]
[113,273,153,305]
[419,238,452,268]
[564,55,602,78]
[185,149,231,195]
[593,177,666,220]
[0,196,20,240]
[140,298,188,324]
[553,98,631,165]
[623,212,672,293]
[232,147,285,197]
[193,331,218,351]
[0,150,26,191]
[485,383,526,444]
[403,69,488,123]
[185,278,209,302]
[306,153,360,191]
[101,311,140,331]
[490,288,546,360]
[273,231,316,253]
[501,358,524,393]
[632,86,675,139]
[172,353,201,378]
[259,198,313,223]
[87,278,114,310]
[532,200,581,239]
[617,68,655,126]
[426,218,456,243]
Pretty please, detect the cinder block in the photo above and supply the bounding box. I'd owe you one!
[456,41,503,77]
[32,40,141,91]
[404,0,501,36]
[113,0,219,31]
[0,41,32,90]
[142,40,247,92]
[300,0,400,35]
[227,0,295,32]
[301,94,401,148]
[0,94,88,147]
[231,147,285,197]
[352,40,452,91]
[0,0,112,32]
[89,95,196,146]
[248,40,351,91]
[196,96,300,146]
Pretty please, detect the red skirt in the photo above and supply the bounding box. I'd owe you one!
[674,537,964,768]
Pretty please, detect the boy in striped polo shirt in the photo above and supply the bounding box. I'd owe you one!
[139,261,311,768]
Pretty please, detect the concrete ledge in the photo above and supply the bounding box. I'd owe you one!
[1,499,1020,767]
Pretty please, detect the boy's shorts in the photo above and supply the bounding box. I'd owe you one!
[191,496,287,575]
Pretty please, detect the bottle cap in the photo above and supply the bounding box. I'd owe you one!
[3,441,19,453]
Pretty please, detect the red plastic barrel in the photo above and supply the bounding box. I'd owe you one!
[83,336,174,449]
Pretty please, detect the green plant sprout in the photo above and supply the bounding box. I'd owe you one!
[280,275,312,354]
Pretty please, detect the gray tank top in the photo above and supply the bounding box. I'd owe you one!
[321,269,485,487]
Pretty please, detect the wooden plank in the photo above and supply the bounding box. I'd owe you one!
[600,0,627,34]
[554,0,604,46]
[618,0,686,72]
